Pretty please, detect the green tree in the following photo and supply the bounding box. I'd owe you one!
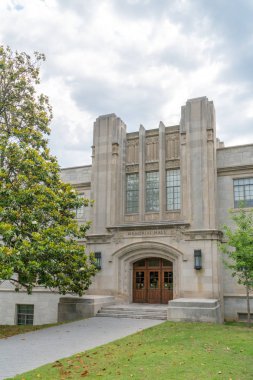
[0,45,97,295]
[220,208,253,325]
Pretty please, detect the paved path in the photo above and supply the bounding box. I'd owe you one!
[0,317,163,379]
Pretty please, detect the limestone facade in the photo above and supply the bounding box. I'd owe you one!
[83,96,252,321]
[0,96,252,324]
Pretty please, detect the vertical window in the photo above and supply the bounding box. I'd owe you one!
[126,173,139,213]
[166,169,181,210]
[17,304,34,325]
[76,193,85,218]
[146,171,159,212]
[94,252,102,270]
[234,178,253,208]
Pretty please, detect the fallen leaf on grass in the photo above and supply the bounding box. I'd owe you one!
[52,361,63,368]
[81,370,89,377]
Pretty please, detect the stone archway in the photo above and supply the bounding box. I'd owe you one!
[112,241,183,303]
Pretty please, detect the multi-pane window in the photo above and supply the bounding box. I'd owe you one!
[126,173,139,213]
[166,169,181,210]
[234,178,253,208]
[76,193,85,218]
[17,304,34,325]
[146,171,159,212]
[94,252,102,270]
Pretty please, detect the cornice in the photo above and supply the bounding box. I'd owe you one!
[86,234,113,244]
[184,229,222,240]
[106,221,190,232]
[217,164,253,176]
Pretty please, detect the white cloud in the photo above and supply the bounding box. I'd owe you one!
[1,0,253,166]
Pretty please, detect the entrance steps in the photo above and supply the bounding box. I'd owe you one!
[96,303,168,320]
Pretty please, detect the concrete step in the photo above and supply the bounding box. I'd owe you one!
[96,312,167,320]
[96,304,168,320]
[101,307,167,313]
[100,308,167,315]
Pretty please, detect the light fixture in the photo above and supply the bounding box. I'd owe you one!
[194,250,202,270]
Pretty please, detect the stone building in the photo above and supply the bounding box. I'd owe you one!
[1,96,253,324]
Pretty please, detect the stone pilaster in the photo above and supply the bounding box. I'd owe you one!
[139,124,145,221]
[180,97,217,230]
[159,121,166,220]
[90,114,126,234]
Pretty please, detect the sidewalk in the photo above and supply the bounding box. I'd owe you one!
[0,317,163,379]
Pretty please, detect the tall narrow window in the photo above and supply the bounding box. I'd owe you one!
[94,252,102,270]
[234,178,253,208]
[166,169,181,210]
[76,193,85,219]
[126,173,139,213]
[146,171,159,212]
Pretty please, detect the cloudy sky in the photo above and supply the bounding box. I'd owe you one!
[1,0,253,167]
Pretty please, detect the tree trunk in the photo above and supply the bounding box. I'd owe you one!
[246,285,251,327]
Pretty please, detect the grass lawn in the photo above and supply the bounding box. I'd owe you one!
[8,321,253,380]
[0,323,59,339]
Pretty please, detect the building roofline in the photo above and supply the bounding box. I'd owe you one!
[61,165,92,171]
[217,143,253,151]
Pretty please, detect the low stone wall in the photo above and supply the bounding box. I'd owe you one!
[167,298,222,323]
[0,290,115,325]
[224,295,253,321]
[0,290,62,325]
[58,295,115,322]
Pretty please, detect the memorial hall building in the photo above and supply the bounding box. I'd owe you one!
[1,96,253,324]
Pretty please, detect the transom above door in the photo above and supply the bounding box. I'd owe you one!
[133,257,173,304]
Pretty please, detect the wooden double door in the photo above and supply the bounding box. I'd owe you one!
[133,258,173,304]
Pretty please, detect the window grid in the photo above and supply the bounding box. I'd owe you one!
[94,252,102,270]
[76,193,85,218]
[146,171,159,212]
[234,178,253,208]
[17,304,34,325]
[126,173,139,213]
[166,169,181,210]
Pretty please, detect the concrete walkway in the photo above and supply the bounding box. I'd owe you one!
[0,317,163,379]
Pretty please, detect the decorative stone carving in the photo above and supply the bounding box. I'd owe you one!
[126,164,139,173]
[165,160,180,169]
[207,129,214,141]
[145,136,159,162]
[180,132,186,145]
[166,133,180,160]
[126,138,139,163]
[112,142,119,156]
[145,162,159,171]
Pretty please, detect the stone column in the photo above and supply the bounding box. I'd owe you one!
[180,97,217,229]
[90,114,126,234]
[139,125,145,221]
[159,121,166,220]
[180,97,221,300]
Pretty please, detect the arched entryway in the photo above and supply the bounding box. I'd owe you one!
[133,257,173,304]
[112,241,182,303]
